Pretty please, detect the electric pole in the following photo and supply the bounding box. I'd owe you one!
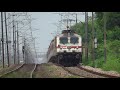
[0,38,2,56]
[4,12,10,67]
[67,19,69,30]
[104,12,107,63]
[76,14,77,24]
[14,22,17,64]
[23,38,26,63]
[12,14,15,64]
[16,22,19,64]
[85,12,88,61]
[7,13,12,65]
[92,12,95,67]
[1,12,5,68]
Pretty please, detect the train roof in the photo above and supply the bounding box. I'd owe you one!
[62,30,75,34]
[56,29,81,37]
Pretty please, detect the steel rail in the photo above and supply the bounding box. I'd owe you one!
[0,63,25,78]
[30,64,37,78]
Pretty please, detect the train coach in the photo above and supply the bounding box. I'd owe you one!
[47,30,82,66]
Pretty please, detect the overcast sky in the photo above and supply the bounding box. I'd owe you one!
[0,12,92,63]
[27,12,92,53]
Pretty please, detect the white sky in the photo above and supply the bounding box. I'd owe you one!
[28,12,92,53]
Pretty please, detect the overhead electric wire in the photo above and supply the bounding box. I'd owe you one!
[0,14,21,30]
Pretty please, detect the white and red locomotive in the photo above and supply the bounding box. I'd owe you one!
[47,30,82,66]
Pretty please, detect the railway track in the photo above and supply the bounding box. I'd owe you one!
[61,66,85,78]
[30,64,37,78]
[63,66,105,78]
[52,63,120,78]
[1,62,119,78]
[59,64,103,78]
[0,64,37,78]
[0,64,25,78]
[52,63,87,78]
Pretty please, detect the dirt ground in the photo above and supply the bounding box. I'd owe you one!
[0,64,23,76]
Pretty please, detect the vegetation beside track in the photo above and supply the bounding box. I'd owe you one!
[71,12,120,73]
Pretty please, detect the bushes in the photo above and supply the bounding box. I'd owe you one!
[102,55,120,72]
[71,12,120,73]
[107,40,120,58]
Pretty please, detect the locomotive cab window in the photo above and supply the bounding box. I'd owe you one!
[60,37,68,44]
[70,37,79,44]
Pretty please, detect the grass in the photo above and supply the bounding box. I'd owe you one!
[82,53,120,73]
[102,56,120,73]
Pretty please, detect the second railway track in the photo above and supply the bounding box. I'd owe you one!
[30,64,37,78]
[0,64,36,78]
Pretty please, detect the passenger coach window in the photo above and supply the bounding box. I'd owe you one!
[70,37,79,44]
[60,37,68,44]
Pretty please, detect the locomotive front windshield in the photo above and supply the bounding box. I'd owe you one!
[60,37,68,44]
[70,37,79,44]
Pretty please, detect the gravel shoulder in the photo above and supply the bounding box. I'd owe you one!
[66,67,105,78]
[81,65,120,77]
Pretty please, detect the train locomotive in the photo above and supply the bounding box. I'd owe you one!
[47,30,82,66]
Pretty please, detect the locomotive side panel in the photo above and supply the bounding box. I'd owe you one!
[47,37,57,62]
